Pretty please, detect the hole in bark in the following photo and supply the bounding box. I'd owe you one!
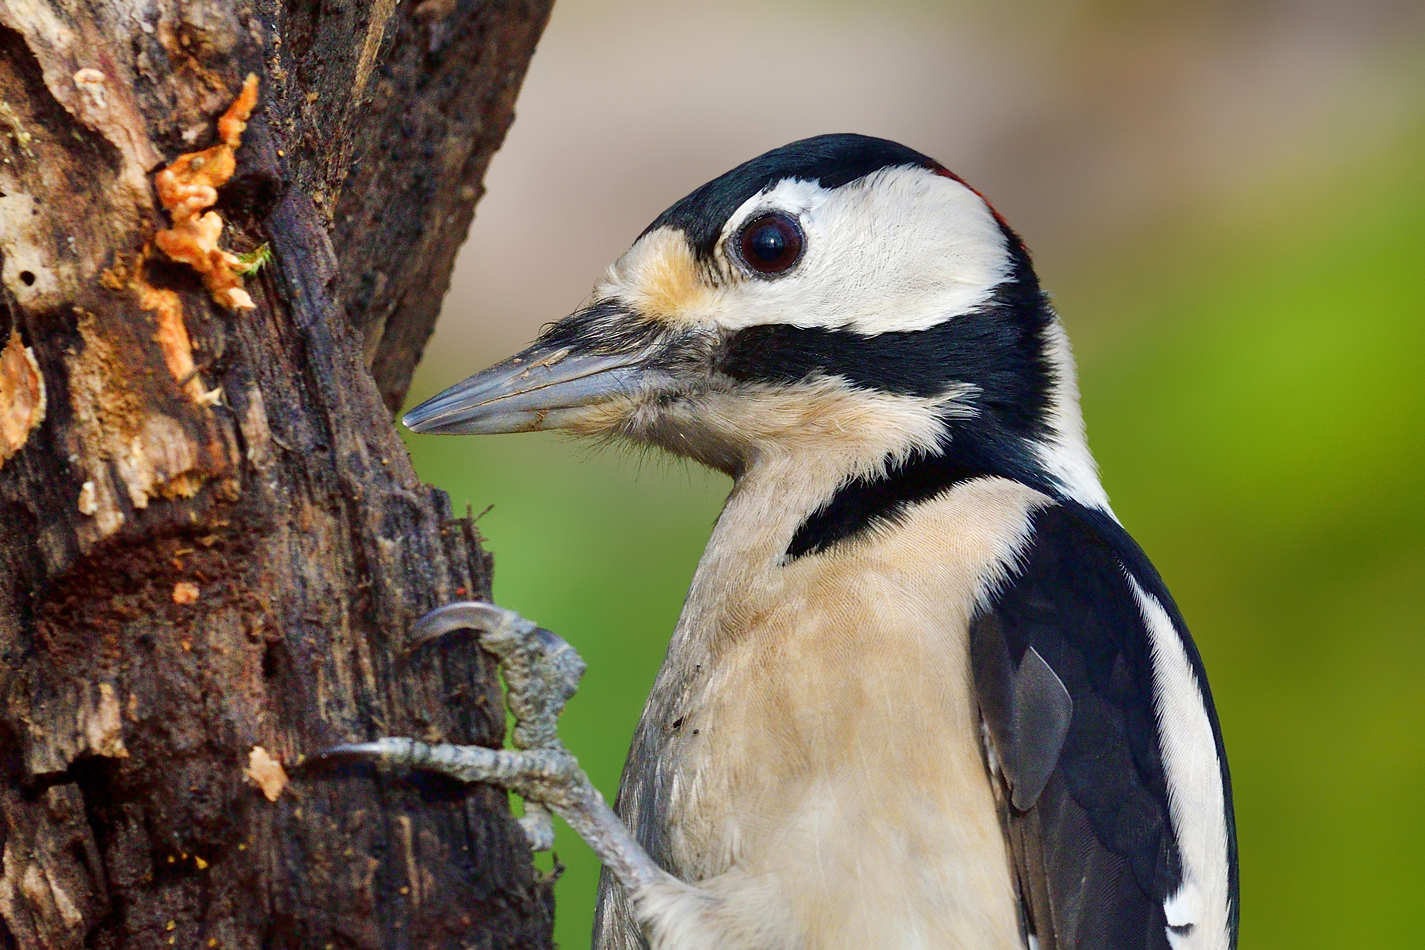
[261,641,282,680]
[68,755,125,864]
[0,721,23,787]
[142,254,206,296]
[19,271,35,286]
[219,170,283,225]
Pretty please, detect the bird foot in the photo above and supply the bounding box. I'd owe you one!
[318,602,728,949]
[326,736,571,850]
[317,601,674,882]
[318,602,589,852]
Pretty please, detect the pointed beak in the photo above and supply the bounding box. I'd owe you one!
[402,341,664,435]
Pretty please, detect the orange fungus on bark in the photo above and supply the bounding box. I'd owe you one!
[0,330,46,469]
[153,75,260,311]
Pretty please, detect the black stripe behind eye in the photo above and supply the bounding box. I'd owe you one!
[719,238,1056,434]
[721,322,948,398]
[719,315,1053,439]
[718,309,1049,423]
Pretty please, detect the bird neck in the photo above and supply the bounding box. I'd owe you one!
[713,328,1112,566]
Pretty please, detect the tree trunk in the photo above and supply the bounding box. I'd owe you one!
[0,0,555,947]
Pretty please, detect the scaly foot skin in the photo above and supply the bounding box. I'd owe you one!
[317,603,668,897]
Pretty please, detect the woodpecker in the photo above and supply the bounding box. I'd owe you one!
[329,134,1238,950]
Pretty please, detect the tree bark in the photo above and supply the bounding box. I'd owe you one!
[0,0,555,947]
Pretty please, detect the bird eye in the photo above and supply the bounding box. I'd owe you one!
[736,212,804,277]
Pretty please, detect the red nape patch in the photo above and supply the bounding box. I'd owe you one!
[931,165,1015,235]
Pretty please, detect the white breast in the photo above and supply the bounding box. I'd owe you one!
[646,475,1047,950]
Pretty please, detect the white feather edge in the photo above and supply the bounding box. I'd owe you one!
[1032,319,1114,516]
[1128,577,1233,950]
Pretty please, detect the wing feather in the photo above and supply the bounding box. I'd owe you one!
[972,502,1237,950]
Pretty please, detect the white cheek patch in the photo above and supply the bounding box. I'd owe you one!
[1130,578,1233,950]
[712,166,1013,335]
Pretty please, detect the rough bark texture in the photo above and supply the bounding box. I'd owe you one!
[0,0,556,947]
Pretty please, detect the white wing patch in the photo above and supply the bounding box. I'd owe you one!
[1129,577,1232,950]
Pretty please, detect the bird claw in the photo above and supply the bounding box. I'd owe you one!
[409,601,585,752]
[316,602,592,852]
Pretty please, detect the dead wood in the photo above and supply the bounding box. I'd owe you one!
[0,0,556,946]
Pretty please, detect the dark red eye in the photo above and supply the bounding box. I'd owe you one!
[736,212,804,276]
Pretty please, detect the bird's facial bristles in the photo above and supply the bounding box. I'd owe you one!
[513,165,1015,473]
[405,155,1111,512]
[404,292,981,481]
[401,301,704,436]
[503,315,979,479]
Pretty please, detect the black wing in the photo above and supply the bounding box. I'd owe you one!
[971,502,1238,950]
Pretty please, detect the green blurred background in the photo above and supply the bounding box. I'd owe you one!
[402,1,1425,946]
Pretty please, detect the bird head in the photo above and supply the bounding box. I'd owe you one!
[406,134,1105,510]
